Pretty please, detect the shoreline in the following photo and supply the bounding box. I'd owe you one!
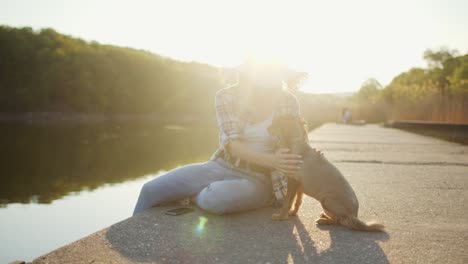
[0,112,214,125]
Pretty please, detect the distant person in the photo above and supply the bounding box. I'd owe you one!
[132,59,304,216]
[339,107,352,123]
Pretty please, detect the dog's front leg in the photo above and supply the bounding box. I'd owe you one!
[272,178,300,221]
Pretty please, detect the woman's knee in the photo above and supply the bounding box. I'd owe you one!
[135,181,155,208]
[195,182,227,214]
[195,180,270,214]
[138,176,171,203]
[139,181,152,198]
[132,182,157,215]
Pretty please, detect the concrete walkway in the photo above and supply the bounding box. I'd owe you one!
[32,124,468,264]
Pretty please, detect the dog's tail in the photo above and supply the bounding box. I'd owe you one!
[338,215,385,232]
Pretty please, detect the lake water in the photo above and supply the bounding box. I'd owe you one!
[0,123,219,263]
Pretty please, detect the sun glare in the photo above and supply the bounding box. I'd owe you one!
[195,216,208,235]
[1,0,467,93]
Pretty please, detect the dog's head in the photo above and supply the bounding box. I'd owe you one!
[268,115,308,146]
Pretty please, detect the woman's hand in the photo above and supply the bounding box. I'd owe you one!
[269,148,303,176]
[227,141,303,178]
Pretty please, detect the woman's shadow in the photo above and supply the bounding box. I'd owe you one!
[105,206,389,264]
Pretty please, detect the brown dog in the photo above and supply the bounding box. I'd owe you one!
[268,115,384,232]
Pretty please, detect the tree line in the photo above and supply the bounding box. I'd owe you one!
[2,25,466,125]
[0,25,308,122]
[352,47,468,123]
[0,25,225,117]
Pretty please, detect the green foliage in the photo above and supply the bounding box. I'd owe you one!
[353,48,468,123]
[0,25,311,123]
[0,25,223,116]
[447,54,468,92]
[423,47,459,69]
[384,49,468,101]
[384,68,439,103]
[355,78,382,104]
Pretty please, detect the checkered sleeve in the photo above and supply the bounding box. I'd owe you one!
[271,170,288,205]
[214,87,242,155]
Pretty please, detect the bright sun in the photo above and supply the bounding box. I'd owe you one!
[2,0,467,93]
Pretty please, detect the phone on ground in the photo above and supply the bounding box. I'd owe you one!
[165,207,194,216]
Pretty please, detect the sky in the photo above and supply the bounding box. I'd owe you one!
[1,0,467,93]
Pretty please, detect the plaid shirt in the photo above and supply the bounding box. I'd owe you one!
[209,84,302,204]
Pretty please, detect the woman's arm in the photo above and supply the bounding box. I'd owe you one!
[227,140,303,175]
[214,87,302,175]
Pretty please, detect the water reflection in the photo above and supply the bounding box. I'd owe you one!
[0,123,219,205]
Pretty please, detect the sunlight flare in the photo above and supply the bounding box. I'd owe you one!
[195,216,208,235]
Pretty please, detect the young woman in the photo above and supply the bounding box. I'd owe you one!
[132,61,304,216]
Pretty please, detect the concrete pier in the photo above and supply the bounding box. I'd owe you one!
[32,124,468,264]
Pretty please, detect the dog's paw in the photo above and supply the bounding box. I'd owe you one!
[320,212,329,219]
[315,218,327,225]
[272,213,289,221]
[315,217,334,225]
[288,210,298,216]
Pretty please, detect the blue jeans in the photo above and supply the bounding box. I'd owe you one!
[132,158,273,216]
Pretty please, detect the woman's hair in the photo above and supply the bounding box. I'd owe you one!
[217,56,297,92]
[237,56,289,92]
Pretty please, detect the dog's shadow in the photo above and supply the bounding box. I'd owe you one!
[299,221,389,263]
[106,207,389,264]
[271,216,389,264]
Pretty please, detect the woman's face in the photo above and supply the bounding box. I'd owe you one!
[241,77,282,112]
[244,67,283,93]
[238,62,285,112]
